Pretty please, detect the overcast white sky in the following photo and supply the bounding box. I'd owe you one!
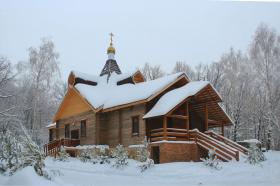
[1,0,280,79]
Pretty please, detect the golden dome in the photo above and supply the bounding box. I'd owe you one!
[107,32,116,54]
[107,44,115,54]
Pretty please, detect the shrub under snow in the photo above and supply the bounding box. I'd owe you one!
[112,144,128,168]
[97,146,110,164]
[0,130,23,175]
[247,144,266,165]
[137,137,154,172]
[201,149,222,170]
[0,128,49,178]
[78,147,96,163]
[56,147,70,162]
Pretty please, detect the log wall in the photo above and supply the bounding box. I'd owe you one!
[56,111,96,145]
[98,104,146,147]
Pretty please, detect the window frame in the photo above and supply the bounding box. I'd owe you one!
[80,120,87,137]
[131,115,140,136]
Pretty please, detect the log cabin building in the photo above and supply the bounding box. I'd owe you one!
[45,34,248,163]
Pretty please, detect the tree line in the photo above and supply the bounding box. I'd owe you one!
[140,23,280,150]
[0,38,65,145]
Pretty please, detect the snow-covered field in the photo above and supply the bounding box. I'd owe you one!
[1,151,279,186]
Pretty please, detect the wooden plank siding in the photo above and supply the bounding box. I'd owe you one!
[53,87,93,121]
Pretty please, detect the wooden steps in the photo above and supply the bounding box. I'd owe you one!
[204,131,248,155]
[193,129,240,161]
[44,138,80,157]
[149,128,248,161]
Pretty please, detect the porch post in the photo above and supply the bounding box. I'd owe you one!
[163,116,167,140]
[221,122,224,136]
[204,104,208,131]
[186,102,190,140]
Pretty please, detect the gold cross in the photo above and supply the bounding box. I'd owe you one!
[109,32,114,45]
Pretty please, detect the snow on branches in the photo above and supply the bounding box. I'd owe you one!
[0,128,49,178]
[137,137,154,172]
[201,149,222,170]
[112,144,128,168]
[247,144,266,165]
[0,130,23,175]
[56,147,70,162]
[78,147,96,163]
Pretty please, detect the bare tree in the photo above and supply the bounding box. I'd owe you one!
[140,63,165,80]
[16,38,61,142]
[172,61,195,80]
[250,23,280,149]
[0,57,16,128]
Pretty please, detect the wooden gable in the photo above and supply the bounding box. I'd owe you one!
[53,87,93,121]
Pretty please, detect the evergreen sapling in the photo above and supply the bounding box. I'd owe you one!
[201,149,222,170]
[247,144,266,165]
[137,137,154,172]
[112,144,128,168]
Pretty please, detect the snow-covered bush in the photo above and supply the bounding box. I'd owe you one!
[137,137,154,172]
[19,132,49,178]
[0,127,49,178]
[139,159,154,172]
[79,147,96,163]
[137,138,149,162]
[201,149,222,170]
[247,144,266,165]
[98,146,110,164]
[112,144,128,168]
[56,147,70,162]
[0,130,23,175]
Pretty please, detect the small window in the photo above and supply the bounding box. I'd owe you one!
[49,129,53,142]
[65,124,70,138]
[81,120,87,137]
[132,116,139,135]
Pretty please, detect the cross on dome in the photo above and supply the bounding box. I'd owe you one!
[107,32,115,55]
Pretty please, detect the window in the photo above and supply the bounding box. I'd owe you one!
[132,116,139,135]
[81,120,87,137]
[49,129,53,142]
[56,123,59,138]
[65,124,70,138]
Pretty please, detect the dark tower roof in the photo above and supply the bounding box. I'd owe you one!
[100,59,122,77]
[100,33,122,79]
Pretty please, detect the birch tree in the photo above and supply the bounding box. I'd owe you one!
[249,23,280,149]
[16,38,61,142]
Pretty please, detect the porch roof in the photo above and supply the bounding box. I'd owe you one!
[46,122,56,129]
[143,81,212,118]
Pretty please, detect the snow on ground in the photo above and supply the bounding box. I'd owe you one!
[1,151,280,186]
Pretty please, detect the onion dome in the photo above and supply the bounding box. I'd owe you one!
[107,33,116,54]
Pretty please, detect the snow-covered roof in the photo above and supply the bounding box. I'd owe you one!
[72,70,140,85]
[72,71,100,83]
[46,122,56,128]
[143,81,210,118]
[75,72,185,110]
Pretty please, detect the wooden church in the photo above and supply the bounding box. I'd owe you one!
[45,34,248,163]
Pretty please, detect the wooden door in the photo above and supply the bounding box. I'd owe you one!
[152,146,160,164]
